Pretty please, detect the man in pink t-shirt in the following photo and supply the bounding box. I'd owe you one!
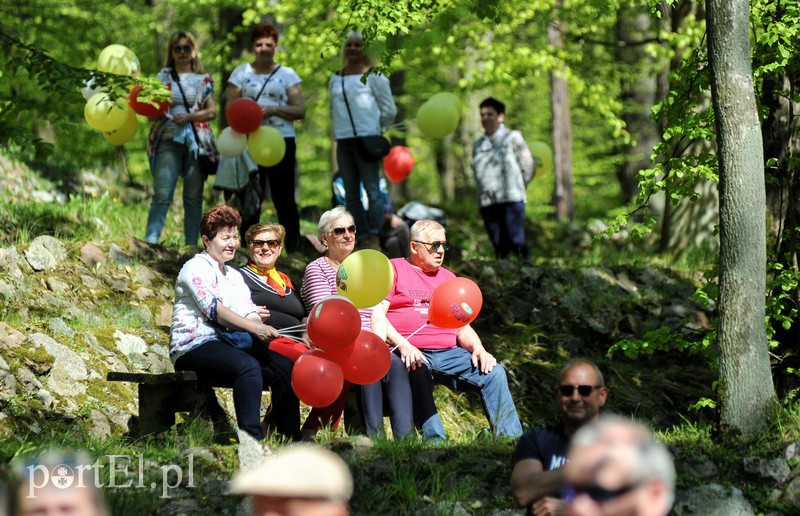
[372,220,522,440]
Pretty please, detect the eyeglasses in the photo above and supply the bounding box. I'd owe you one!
[571,483,638,502]
[331,225,356,236]
[251,239,282,250]
[558,384,602,397]
[413,240,449,252]
[172,44,193,54]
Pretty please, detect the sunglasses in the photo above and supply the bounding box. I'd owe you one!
[413,240,449,252]
[572,483,638,502]
[172,44,193,54]
[558,384,601,397]
[251,239,282,250]
[331,225,356,236]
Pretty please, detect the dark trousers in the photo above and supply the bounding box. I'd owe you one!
[243,138,301,253]
[408,364,439,433]
[480,201,529,259]
[175,339,300,441]
[359,354,414,439]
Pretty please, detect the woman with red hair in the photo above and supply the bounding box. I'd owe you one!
[225,23,305,252]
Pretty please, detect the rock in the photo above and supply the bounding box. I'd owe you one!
[0,247,25,282]
[15,366,44,394]
[80,275,103,289]
[681,458,719,479]
[673,483,756,515]
[35,389,53,409]
[27,333,88,397]
[106,277,129,293]
[48,317,75,337]
[130,264,157,287]
[157,302,173,327]
[785,440,800,461]
[80,242,107,270]
[0,322,26,349]
[237,430,271,473]
[134,286,155,300]
[181,447,215,463]
[45,276,71,293]
[0,368,17,400]
[743,457,790,483]
[108,243,133,266]
[24,235,67,271]
[89,409,112,439]
[780,474,800,509]
[114,331,148,356]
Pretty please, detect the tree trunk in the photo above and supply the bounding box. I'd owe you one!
[706,0,776,437]
[548,3,574,222]
[615,4,659,204]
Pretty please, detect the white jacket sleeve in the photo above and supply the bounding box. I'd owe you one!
[369,74,397,130]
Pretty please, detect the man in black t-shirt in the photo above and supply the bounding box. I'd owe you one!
[510,359,608,515]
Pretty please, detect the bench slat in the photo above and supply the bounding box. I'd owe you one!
[107,371,199,384]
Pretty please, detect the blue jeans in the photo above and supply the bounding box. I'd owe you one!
[419,347,522,439]
[337,139,383,241]
[146,139,205,245]
[359,354,414,439]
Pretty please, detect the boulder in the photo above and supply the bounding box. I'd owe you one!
[673,483,755,515]
[24,235,67,271]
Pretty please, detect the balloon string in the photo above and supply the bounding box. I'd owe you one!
[274,333,307,344]
[277,323,306,331]
[277,327,305,334]
[405,322,428,341]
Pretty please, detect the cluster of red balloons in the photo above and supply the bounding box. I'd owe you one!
[291,296,391,407]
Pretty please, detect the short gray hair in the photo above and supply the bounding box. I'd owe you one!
[571,415,676,511]
[317,205,354,239]
[409,219,445,242]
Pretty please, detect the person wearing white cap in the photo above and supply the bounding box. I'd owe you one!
[230,444,354,516]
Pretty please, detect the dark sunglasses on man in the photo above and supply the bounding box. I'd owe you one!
[413,240,449,252]
[558,384,602,397]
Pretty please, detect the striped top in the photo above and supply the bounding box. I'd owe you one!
[300,256,371,330]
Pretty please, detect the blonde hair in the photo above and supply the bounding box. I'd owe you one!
[165,30,205,73]
[340,30,372,68]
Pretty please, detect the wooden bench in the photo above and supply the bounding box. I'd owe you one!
[107,371,234,437]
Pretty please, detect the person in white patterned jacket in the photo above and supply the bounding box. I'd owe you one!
[471,97,535,259]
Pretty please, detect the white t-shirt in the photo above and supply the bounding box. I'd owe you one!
[228,63,302,137]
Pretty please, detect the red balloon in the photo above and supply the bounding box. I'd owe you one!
[328,330,391,385]
[291,349,344,407]
[269,337,309,362]
[128,85,169,119]
[306,296,362,351]
[383,146,415,183]
[428,277,483,329]
[227,98,263,134]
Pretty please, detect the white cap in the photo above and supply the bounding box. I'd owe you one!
[230,445,353,501]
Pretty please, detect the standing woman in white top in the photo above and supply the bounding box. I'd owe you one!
[226,24,306,252]
[145,31,217,246]
[329,31,397,250]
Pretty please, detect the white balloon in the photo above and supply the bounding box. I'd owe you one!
[80,77,106,101]
[217,127,247,157]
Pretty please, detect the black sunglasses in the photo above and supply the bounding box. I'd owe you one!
[413,240,449,252]
[558,384,601,397]
[332,225,356,236]
[172,44,193,54]
[251,239,282,250]
[572,482,638,502]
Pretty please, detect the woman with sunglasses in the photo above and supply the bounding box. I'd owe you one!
[329,31,396,251]
[226,23,305,251]
[145,31,217,246]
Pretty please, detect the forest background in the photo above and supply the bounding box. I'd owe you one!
[1,0,800,513]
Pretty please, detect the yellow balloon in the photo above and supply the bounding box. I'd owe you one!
[428,92,463,114]
[218,127,247,157]
[84,92,131,132]
[417,98,459,138]
[247,126,286,166]
[103,110,138,146]
[97,44,140,76]
[336,249,394,308]
[530,141,554,176]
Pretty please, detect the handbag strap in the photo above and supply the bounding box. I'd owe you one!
[251,64,281,102]
[340,73,360,138]
[169,68,202,145]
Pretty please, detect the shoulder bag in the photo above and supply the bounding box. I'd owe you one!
[341,73,391,162]
[171,69,219,176]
